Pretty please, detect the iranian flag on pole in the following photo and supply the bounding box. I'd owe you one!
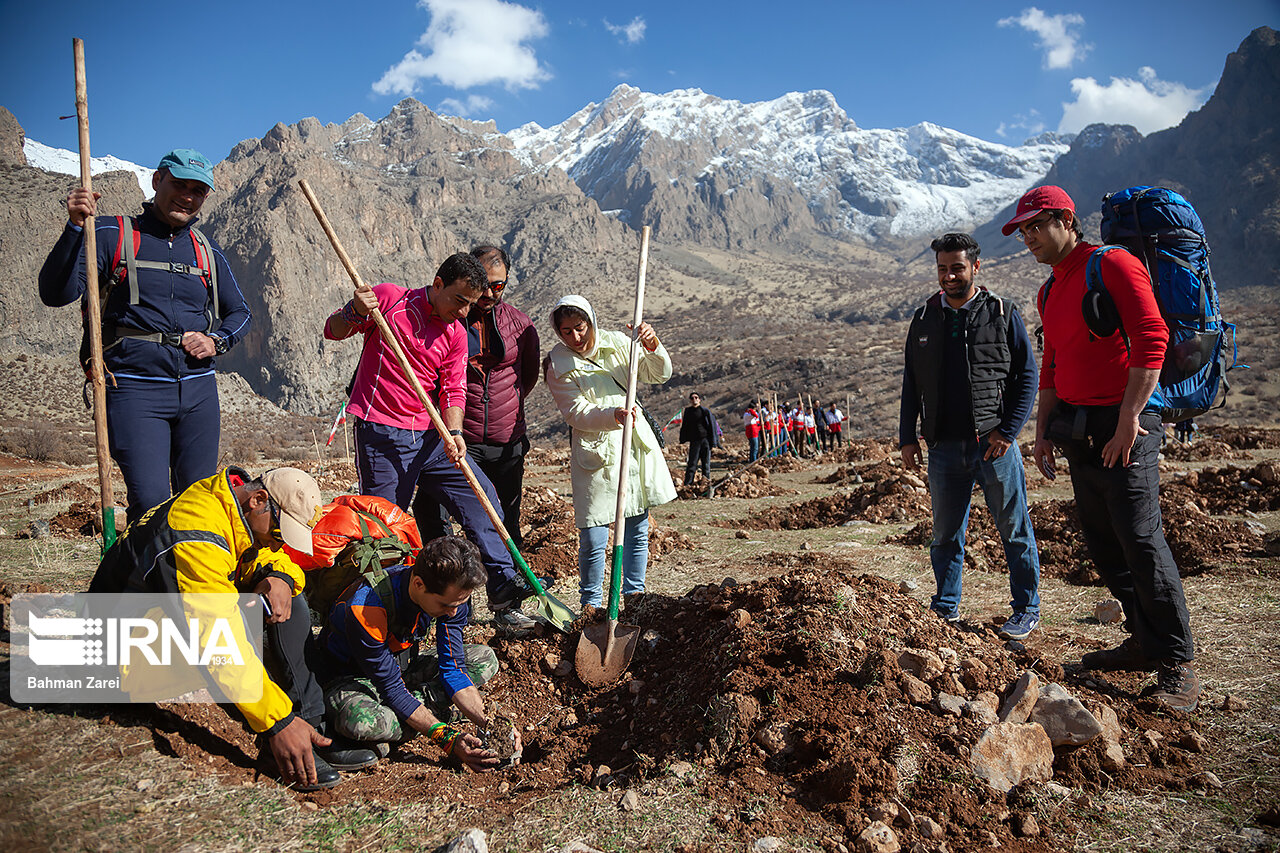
[325,406,347,447]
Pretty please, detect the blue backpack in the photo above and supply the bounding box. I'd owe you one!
[1084,186,1238,423]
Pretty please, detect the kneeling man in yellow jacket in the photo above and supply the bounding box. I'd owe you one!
[90,466,377,790]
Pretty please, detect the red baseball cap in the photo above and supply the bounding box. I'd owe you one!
[1001,185,1075,236]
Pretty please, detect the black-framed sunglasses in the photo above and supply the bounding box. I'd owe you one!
[266,497,284,543]
[485,279,507,295]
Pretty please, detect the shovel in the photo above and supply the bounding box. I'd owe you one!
[576,226,651,687]
[298,180,576,633]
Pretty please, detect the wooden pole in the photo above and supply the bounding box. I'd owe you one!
[74,38,116,552]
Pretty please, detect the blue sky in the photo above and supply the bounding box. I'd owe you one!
[2,0,1275,169]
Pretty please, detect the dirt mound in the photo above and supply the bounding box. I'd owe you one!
[49,500,100,537]
[31,480,97,505]
[1206,426,1280,450]
[890,495,1265,584]
[714,467,793,499]
[120,566,1208,851]
[518,487,579,581]
[818,458,917,487]
[832,439,898,463]
[1161,438,1252,462]
[1162,462,1280,514]
[649,522,696,558]
[728,474,931,530]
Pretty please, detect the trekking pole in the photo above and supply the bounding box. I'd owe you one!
[297,179,575,631]
[72,38,116,553]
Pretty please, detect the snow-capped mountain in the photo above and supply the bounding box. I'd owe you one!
[22,139,153,197]
[508,84,1070,245]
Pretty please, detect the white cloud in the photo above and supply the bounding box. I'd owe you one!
[996,109,1046,140]
[1058,67,1213,134]
[373,0,550,96]
[998,7,1088,69]
[437,95,496,116]
[604,16,646,44]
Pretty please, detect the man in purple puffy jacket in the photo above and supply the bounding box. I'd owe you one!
[414,247,540,591]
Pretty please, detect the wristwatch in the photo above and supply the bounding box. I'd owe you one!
[448,429,463,436]
[211,334,229,355]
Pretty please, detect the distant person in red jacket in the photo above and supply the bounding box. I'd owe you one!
[743,406,762,462]
[1011,185,1198,712]
[413,246,541,630]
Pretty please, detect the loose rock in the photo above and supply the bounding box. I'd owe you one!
[438,829,487,853]
[618,790,640,811]
[900,674,932,706]
[1028,683,1104,746]
[970,722,1055,793]
[999,671,1040,724]
[898,649,944,682]
[1093,599,1124,625]
[856,820,900,853]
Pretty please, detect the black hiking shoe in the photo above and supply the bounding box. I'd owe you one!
[489,573,554,613]
[284,753,342,792]
[1146,661,1201,713]
[316,738,380,771]
[1079,636,1157,672]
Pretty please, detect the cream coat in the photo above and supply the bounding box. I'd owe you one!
[547,327,677,529]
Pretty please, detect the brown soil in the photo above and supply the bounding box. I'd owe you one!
[1161,462,1280,514]
[726,474,932,530]
[890,496,1267,585]
[99,562,1209,851]
[1161,439,1252,462]
[1206,426,1280,450]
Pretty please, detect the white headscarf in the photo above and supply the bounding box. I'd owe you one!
[551,294,598,359]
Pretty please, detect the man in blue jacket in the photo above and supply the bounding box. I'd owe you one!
[311,536,515,772]
[899,233,1041,639]
[39,149,251,522]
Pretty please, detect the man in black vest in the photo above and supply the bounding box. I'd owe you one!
[899,233,1041,639]
[679,392,715,486]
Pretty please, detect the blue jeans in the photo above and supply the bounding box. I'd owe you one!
[927,437,1040,617]
[578,511,649,607]
[747,435,760,462]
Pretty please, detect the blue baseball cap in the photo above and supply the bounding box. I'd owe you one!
[157,148,216,191]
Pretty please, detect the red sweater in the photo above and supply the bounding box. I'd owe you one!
[1038,242,1167,406]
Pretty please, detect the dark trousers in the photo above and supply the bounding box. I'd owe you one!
[415,436,529,551]
[685,438,711,485]
[354,419,516,602]
[107,375,220,523]
[261,593,325,724]
[1059,409,1194,663]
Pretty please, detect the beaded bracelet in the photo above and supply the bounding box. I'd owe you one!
[340,300,367,326]
[427,722,461,755]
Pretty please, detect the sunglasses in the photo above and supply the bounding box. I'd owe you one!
[485,279,507,295]
[266,497,284,543]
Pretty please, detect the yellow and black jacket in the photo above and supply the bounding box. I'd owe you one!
[89,467,305,735]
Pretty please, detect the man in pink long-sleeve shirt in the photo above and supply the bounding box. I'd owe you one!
[325,253,544,630]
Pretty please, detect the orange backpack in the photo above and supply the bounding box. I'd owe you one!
[285,495,423,625]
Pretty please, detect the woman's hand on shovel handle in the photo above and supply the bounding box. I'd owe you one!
[614,406,637,427]
[626,322,659,352]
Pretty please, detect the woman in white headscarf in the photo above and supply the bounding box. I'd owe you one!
[545,295,677,608]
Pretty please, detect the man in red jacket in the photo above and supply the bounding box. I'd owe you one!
[1008,185,1198,712]
[414,246,540,629]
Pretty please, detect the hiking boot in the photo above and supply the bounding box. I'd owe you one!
[493,608,538,633]
[316,738,380,771]
[1147,661,1200,712]
[489,574,554,612]
[998,611,1040,641]
[290,753,342,792]
[1080,636,1157,672]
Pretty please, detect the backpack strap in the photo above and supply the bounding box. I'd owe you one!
[1085,247,1130,353]
[188,226,220,330]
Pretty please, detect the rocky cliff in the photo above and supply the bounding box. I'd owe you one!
[978,26,1280,289]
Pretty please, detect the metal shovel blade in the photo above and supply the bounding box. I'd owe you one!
[530,590,578,634]
[575,618,641,687]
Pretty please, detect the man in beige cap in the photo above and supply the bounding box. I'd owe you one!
[90,466,377,790]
